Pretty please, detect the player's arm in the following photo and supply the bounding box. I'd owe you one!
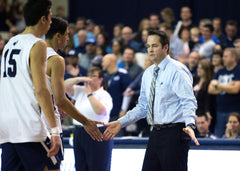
[30,40,60,157]
[208,80,222,95]
[49,55,88,123]
[49,56,103,141]
[30,40,57,128]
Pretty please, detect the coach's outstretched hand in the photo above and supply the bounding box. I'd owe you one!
[48,136,61,157]
[183,126,200,146]
[83,119,104,141]
[103,120,122,140]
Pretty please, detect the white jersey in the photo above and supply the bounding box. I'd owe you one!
[0,34,49,144]
[41,47,62,133]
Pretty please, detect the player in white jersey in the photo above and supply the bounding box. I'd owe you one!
[43,17,104,171]
[0,0,62,170]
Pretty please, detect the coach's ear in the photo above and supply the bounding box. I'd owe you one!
[163,44,168,53]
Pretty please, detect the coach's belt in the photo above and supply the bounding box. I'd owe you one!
[153,122,185,130]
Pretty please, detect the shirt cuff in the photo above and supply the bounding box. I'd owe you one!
[118,117,128,128]
[185,117,196,127]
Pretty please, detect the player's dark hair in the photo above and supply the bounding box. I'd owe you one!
[23,0,52,26]
[46,17,68,39]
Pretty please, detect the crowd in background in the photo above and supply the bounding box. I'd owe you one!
[1,0,240,139]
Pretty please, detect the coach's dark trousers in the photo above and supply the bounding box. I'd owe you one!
[73,126,113,171]
[142,123,191,171]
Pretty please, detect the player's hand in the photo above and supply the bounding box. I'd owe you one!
[183,126,200,146]
[48,136,61,157]
[103,121,122,140]
[83,119,104,141]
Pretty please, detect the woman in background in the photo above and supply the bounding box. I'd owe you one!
[65,67,113,171]
[222,113,240,139]
[211,51,223,73]
[193,60,215,122]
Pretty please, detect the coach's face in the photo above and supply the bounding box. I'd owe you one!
[146,35,168,65]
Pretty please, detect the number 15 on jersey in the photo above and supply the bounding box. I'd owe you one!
[2,49,21,78]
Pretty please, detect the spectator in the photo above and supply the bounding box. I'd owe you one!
[198,18,218,44]
[96,32,111,53]
[78,38,97,71]
[86,19,96,36]
[186,51,200,84]
[117,47,143,81]
[93,24,105,37]
[0,0,10,31]
[1,0,15,31]
[219,20,238,48]
[14,3,25,32]
[213,43,225,52]
[74,30,87,56]
[65,67,113,171]
[159,23,184,60]
[211,51,223,73]
[73,17,87,48]
[112,23,124,43]
[189,27,201,52]
[234,38,240,49]
[96,45,107,56]
[234,38,240,60]
[160,7,175,28]
[198,24,216,61]
[138,29,148,53]
[193,59,215,120]
[102,54,131,121]
[120,26,140,52]
[91,55,103,69]
[212,17,222,38]
[64,49,87,82]
[55,6,67,20]
[208,48,240,137]
[174,6,194,37]
[7,26,19,40]
[149,13,160,30]
[133,18,150,42]
[222,112,240,139]
[180,28,191,62]
[112,40,123,62]
[196,114,217,139]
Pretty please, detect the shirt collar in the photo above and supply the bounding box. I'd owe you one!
[156,55,170,71]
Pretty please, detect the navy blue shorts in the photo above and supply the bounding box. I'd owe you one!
[1,137,60,171]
